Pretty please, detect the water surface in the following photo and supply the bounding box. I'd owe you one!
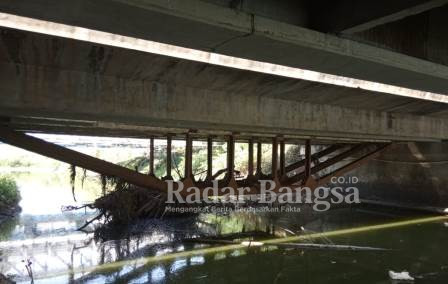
[1,141,447,283]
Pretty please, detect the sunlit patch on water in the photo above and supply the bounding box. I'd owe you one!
[170,259,187,273]
[150,266,166,282]
[129,273,149,284]
[2,199,448,283]
[190,256,205,265]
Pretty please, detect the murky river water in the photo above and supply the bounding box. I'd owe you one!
[1,142,448,283]
[1,188,448,283]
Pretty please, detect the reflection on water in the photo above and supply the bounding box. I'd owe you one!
[2,204,448,283]
[1,143,448,283]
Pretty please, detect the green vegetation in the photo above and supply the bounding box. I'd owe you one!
[0,217,18,241]
[0,176,21,206]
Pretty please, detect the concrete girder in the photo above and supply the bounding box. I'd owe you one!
[1,26,447,115]
[0,61,447,142]
[0,0,448,95]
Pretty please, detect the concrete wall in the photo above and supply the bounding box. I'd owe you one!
[344,142,448,207]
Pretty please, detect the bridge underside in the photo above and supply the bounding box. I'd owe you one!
[1,0,448,96]
[0,1,448,209]
[0,26,448,142]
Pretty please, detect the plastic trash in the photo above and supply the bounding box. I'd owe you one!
[388,270,414,281]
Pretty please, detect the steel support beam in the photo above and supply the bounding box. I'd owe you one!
[304,140,312,181]
[284,144,344,173]
[148,137,155,176]
[184,133,193,179]
[0,126,166,192]
[165,135,173,180]
[271,137,278,179]
[256,141,262,177]
[0,126,393,198]
[248,138,254,178]
[279,139,285,177]
[317,144,392,186]
[287,143,370,184]
[228,136,235,178]
[206,136,213,181]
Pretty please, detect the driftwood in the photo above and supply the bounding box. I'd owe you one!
[184,238,236,245]
[73,181,202,227]
[78,212,105,231]
[183,237,390,251]
[85,185,167,226]
[277,243,390,251]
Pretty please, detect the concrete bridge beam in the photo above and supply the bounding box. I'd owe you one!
[0,61,447,142]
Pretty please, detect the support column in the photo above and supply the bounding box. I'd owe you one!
[304,139,311,181]
[206,136,213,181]
[148,137,155,176]
[226,135,238,189]
[227,135,235,178]
[256,141,262,177]
[248,138,254,178]
[271,137,278,180]
[165,135,173,180]
[184,133,193,179]
[280,139,285,177]
[303,139,317,188]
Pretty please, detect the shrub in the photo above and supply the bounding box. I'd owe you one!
[0,176,20,206]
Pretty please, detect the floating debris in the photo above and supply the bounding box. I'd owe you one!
[184,237,390,251]
[388,270,414,281]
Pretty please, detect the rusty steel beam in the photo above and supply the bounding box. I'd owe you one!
[184,133,193,179]
[256,141,262,176]
[0,127,257,196]
[286,143,370,184]
[248,138,254,177]
[165,135,173,180]
[284,144,344,173]
[0,126,389,198]
[279,139,285,177]
[304,140,311,181]
[0,126,167,192]
[227,135,235,178]
[148,137,155,176]
[311,143,370,174]
[206,136,213,181]
[272,137,278,179]
[317,144,392,186]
